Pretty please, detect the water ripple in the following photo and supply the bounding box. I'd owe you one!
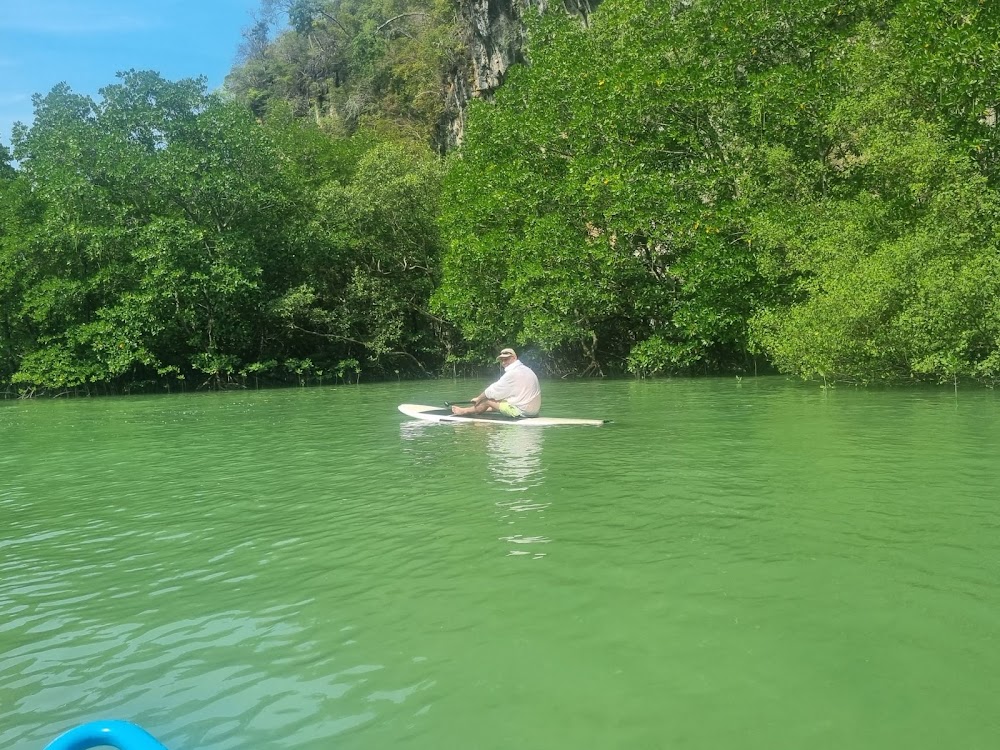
[3,382,1000,749]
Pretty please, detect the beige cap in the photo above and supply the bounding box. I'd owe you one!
[496,348,517,361]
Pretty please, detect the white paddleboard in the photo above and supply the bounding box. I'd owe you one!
[398,404,609,426]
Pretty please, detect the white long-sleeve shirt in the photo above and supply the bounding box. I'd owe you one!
[484,360,541,416]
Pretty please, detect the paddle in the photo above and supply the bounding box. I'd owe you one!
[444,400,475,407]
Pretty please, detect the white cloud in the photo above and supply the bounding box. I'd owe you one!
[0,2,157,34]
[0,94,31,106]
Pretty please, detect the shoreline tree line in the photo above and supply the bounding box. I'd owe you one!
[1,0,997,395]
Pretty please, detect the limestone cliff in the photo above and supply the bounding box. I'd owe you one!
[442,0,601,148]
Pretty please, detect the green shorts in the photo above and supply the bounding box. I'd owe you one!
[497,401,524,418]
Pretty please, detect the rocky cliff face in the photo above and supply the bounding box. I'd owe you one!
[441,0,601,149]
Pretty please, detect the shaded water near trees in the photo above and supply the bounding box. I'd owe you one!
[3,378,998,749]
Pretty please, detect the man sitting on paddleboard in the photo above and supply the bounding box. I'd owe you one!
[450,348,541,418]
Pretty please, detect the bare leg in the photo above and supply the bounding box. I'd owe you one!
[451,399,499,415]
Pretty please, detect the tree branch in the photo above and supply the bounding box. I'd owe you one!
[376,12,430,34]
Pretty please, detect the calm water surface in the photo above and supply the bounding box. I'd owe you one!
[2,378,998,749]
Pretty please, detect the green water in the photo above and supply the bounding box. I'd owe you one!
[2,378,999,749]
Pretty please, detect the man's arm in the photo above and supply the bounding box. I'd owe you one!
[483,372,514,402]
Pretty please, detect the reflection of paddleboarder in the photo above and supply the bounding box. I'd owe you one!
[488,427,545,488]
[450,348,542,418]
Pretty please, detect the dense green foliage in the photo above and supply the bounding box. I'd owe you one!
[435,0,1000,382]
[0,72,442,393]
[2,0,998,393]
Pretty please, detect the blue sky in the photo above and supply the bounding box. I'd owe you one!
[0,0,268,148]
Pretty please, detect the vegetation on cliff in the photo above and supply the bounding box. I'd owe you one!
[225,0,465,149]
